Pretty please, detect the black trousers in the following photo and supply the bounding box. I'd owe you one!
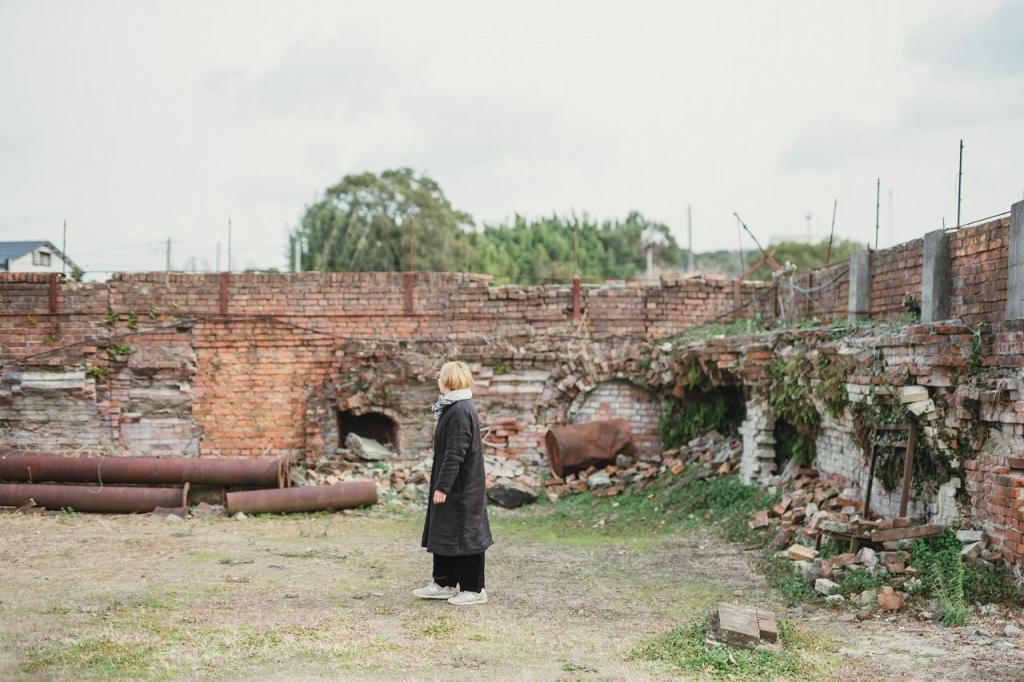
[432,552,485,592]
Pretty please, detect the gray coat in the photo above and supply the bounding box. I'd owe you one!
[421,399,493,556]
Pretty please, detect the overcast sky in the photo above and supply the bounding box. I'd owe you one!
[2,0,1022,274]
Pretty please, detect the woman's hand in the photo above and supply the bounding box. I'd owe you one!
[433,490,447,505]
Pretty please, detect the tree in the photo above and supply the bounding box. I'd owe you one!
[463,211,686,283]
[291,169,474,272]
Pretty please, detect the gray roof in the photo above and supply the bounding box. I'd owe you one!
[0,241,78,270]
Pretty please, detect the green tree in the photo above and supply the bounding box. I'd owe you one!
[290,169,474,272]
[464,211,686,283]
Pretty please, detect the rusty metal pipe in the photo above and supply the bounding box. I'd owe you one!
[0,483,188,513]
[545,419,635,479]
[225,481,377,514]
[0,452,288,488]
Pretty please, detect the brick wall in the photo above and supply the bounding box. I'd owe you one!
[870,239,923,320]
[568,380,663,460]
[949,217,1009,325]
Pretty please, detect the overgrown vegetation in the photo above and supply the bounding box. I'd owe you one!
[813,354,849,419]
[910,533,969,626]
[850,391,956,496]
[767,354,821,467]
[659,367,745,449]
[508,474,776,545]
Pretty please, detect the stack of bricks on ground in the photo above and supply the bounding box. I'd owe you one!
[754,467,1001,615]
[4,201,1024,569]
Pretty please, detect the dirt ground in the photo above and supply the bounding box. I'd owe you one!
[2,506,1022,681]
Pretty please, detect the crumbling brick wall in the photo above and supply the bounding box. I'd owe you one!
[949,216,1009,325]
[568,380,662,460]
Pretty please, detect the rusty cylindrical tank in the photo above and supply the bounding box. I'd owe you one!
[0,483,189,513]
[544,418,635,479]
[0,452,288,488]
[225,481,378,514]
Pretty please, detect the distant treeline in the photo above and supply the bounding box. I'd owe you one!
[288,168,862,283]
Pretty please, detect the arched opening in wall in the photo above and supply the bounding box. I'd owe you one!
[338,410,399,450]
[569,380,664,461]
[773,417,816,475]
[660,385,746,450]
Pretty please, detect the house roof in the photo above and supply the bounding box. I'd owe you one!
[0,241,79,270]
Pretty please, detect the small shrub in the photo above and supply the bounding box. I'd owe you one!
[910,533,968,626]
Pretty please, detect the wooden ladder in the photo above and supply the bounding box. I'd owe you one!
[862,422,918,520]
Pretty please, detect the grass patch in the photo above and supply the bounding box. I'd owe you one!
[25,638,156,678]
[501,474,777,546]
[630,619,807,680]
[963,562,1024,606]
[910,532,968,626]
[760,555,815,606]
[837,568,887,595]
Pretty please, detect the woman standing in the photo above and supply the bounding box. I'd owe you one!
[414,360,493,605]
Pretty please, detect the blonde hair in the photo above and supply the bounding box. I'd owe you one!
[439,361,474,390]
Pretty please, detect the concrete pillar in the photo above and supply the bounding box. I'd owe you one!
[921,229,951,323]
[1007,201,1024,320]
[847,250,871,322]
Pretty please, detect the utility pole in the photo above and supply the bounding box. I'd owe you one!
[735,214,747,275]
[165,238,171,272]
[875,178,881,250]
[957,139,964,227]
[687,205,695,272]
[888,188,894,246]
[62,220,67,276]
[572,219,579,276]
[227,218,232,273]
[826,199,837,267]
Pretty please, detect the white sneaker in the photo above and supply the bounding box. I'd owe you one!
[447,589,488,605]
[413,582,458,600]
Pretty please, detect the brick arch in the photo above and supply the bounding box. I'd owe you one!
[567,380,663,461]
[538,348,665,460]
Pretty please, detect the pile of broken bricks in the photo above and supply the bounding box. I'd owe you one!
[752,469,1006,616]
[542,429,743,502]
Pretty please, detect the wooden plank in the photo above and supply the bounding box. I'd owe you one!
[870,524,944,543]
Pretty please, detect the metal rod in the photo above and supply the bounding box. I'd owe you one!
[687,205,695,272]
[957,139,964,227]
[62,220,67,276]
[166,238,171,272]
[826,199,837,267]
[227,217,232,273]
[875,178,880,250]
[898,422,917,517]
[736,215,746,276]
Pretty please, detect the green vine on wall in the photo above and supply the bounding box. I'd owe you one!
[659,365,744,449]
[766,353,821,467]
[813,354,849,419]
[850,389,956,497]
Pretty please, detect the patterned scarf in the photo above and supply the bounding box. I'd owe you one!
[432,388,473,417]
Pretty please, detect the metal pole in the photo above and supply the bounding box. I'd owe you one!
[956,139,963,227]
[62,220,67,275]
[826,199,837,267]
[573,219,579,276]
[216,242,221,272]
[735,214,746,276]
[875,178,880,250]
[687,205,694,272]
[165,238,171,272]
[227,218,232,273]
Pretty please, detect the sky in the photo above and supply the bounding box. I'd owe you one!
[1,0,1022,274]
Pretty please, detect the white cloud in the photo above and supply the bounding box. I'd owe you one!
[0,0,1021,272]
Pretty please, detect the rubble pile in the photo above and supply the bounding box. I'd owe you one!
[753,468,1002,615]
[543,430,743,502]
[298,429,744,509]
